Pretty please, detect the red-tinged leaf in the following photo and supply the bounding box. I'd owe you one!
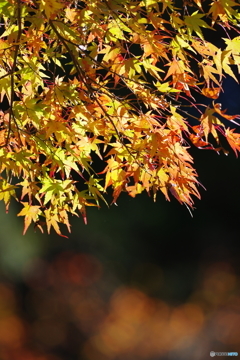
[189,133,211,148]
[80,204,87,225]
[164,59,192,80]
[112,184,124,204]
[213,103,240,124]
[0,129,6,146]
[225,128,240,157]
[202,87,221,99]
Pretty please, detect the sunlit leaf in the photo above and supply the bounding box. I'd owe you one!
[0,0,239,235]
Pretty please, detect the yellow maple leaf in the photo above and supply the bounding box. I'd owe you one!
[40,0,64,19]
[18,203,41,235]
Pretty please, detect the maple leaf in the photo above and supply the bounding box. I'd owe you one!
[44,207,68,238]
[0,0,240,236]
[17,202,42,235]
[208,0,239,24]
[0,180,18,213]
[164,59,192,81]
[225,128,240,157]
[202,87,221,99]
[200,107,221,143]
[200,60,221,87]
[213,103,240,125]
[40,0,64,19]
[184,11,213,40]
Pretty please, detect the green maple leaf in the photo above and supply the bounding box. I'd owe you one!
[184,11,213,40]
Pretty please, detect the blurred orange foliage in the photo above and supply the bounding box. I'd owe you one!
[0,254,239,359]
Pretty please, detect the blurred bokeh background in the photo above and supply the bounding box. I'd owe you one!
[0,143,240,360]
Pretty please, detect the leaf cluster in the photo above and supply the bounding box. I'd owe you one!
[0,0,240,236]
